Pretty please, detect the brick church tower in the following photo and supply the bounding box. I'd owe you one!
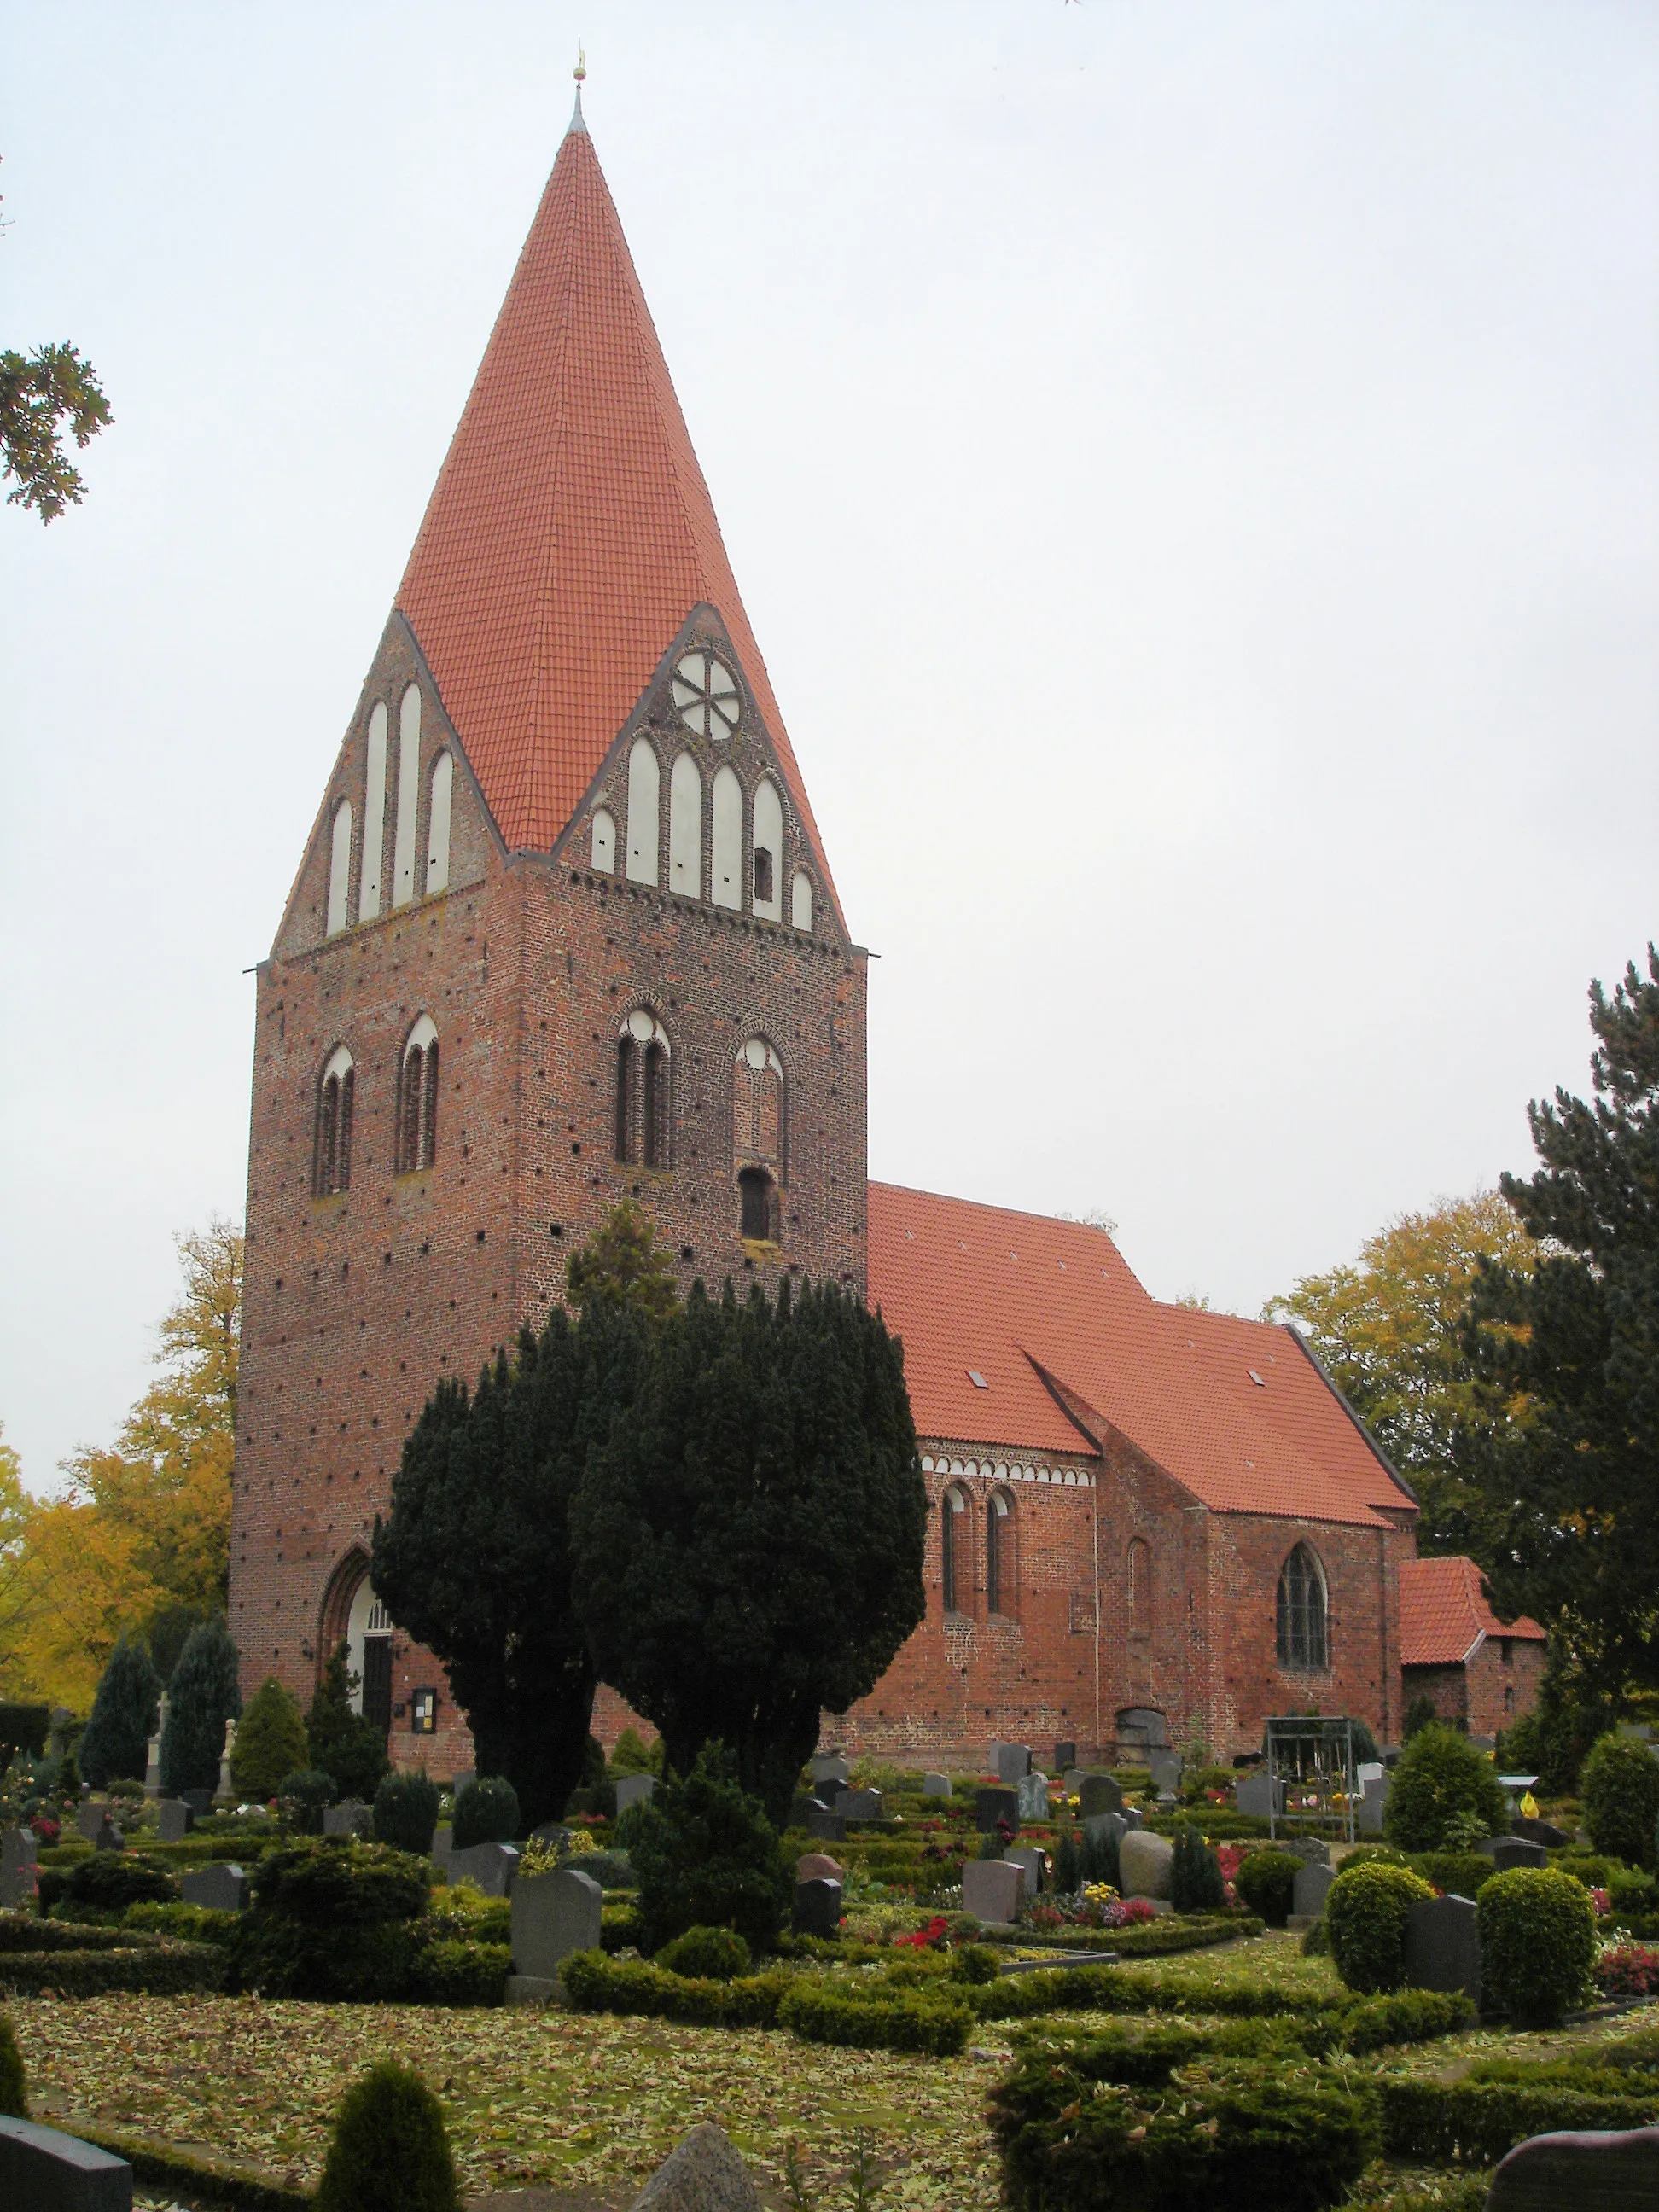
[230,89,866,1761]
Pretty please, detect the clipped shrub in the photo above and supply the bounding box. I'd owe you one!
[253,1838,430,1924]
[1402,1695,1439,1742]
[1379,2072,1658,2168]
[159,1621,242,1798]
[452,1776,521,1850]
[1581,1732,1659,1869]
[0,2011,26,2117]
[628,1743,791,1953]
[1325,1860,1434,1994]
[316,2061,457,2212]
[1476,1866,1598,2028]
[1339,1988,1475,2053]
[279,1767,337,1835]
[1232,1848,1301,1929]
[78,1635,161,1790]
[609,1725,663,1778]
[307,1641,393,1804]
[231,1839,434,2001]
[59,1854,177,1915]
[1406,1850,1497,1899]
[1078,1819,1121,1891]
[655,1924,752,1980]
[1383,1724,1509,1852]
[375,1768,441,1856]
[780,1979,973,2056]
[125,1901,242,1948]
[410,1940,510,2007]
[562,1950,791,2029]
[1170,1823,1226,1912]
[230,1677,310,1802]
[0,1942,225,1999]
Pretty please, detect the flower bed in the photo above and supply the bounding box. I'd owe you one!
[1595,1941,1659,2000]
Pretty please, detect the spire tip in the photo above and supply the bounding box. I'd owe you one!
[568,45,588,132]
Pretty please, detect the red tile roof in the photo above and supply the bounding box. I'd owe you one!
[1398,1555,1545,1668]
[866,1182,1418,1530]
[396,113,837,911]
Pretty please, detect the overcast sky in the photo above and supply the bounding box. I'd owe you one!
[1,3,1654,1494]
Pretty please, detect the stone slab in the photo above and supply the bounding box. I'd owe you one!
[2,1825,38,1910]
[1293,1862,1336,1919]
[806,1807,847,1842]
[323,1800,371,1838]
[1147,1751,1183,1796]
[629,2122,761,2212]
[975,1787,1018,1835]
[512,1866,602,1977]
[1118,1829,1174,1901]
[962,1858,1025,1925]
[614,1773,656,1816]
[75,1803,106,1844]
[1015,1771,1050,1821]
[1511,1814,1573,1848]
[1284,1836,1331,1866]
[921,1773,952,1799]
[1359,1778,1388,1836]
[809,1754,851,1788]
[1082,1811,1126,1851]
[994,1743,1033,1784]
[1487,2124,1659,2211]
[1483,1837,1549,1872]
[1052,1740,1077,1773]
[1403,1892,1481,2003]
[0,2115,131,2211]
[448,1842,520,1897]
[1003,1845,1046,1895]
[795,1853,843,1883]
[1236,1769,1283,1820]
[792,1875,842,1938]
[181,1862,249,1912]
[1000,1948,1120,1974]
[155,1799,192,1843]
[1076,1774,1123,1819]
[178,1788,214,1819]
[835,1787,884,1821]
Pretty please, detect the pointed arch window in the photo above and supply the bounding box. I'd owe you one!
[1277,1543,1329,1670]
[425,752,453,895]
[752,778,783,920]
[326,800,353,938]
[393,684,421,908]
[1126,1537,1152,1639]
[397,1016,439,1173]
[314,1045,355,1196]
[669,753,702,897]
[941,1484,968,1615]
[591,806,616,874]
[360,701,387,922]
[987,1489,1016,1618]
[614,1010,671,1169]
[711,765,742,910]
[626,739,661,885]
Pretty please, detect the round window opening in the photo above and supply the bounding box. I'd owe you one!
[672,650,741,740]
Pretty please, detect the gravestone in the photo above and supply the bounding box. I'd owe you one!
[511,1866,602,1978]
[995,1743,1033,1785]
[1,1826,38,1910]
[630,2122,762,2212]
[792,1875,843,1938]
[143,1730,161,1799]
[1292,1861,1336,1920]
[836,1787,884,1821]
[1236,1769,1283,1820]
[922,1772,952,1799]
[1121,1806,1143,1832]
[1359,1778,1389,1835]
[1015,1770,1050,1821]
[1082,1811,1126,1853]
[182,1862,249,1912]
[450,1769,476,1796]
[810,1753,850,1789]
[430,1823,453,1864]
[1487,1837,1549,1873]
[1004,1845,1046,1895]
[1285,1836,1330,1866]
[1148,1750,1182,1796]
[179,1788,213,1819]
[95,1814,124,1853]
[156,1799,193,1843]
[1511,1813,1572,1848]
[76,1802,106,1844]
[323,1800,371,1839]
[446,1842,519,1897]
[529,1823,572,1849]
[1403,1892,1481,2003]
[962,1858,1024,1924]
[806,1806,847,1842]
[614,1773,656,1817]
[1118,1829,1174,1901]
[1053,1740,1077,1773]
[1076,1774,1123,1819]
[1486,2123,1659,2211]
[795,1853,843,1883]
[789,1795,828,1828]
[0,2114,133,2211]
[1356,1761,1384,1787]
[975,1787,1018,1835]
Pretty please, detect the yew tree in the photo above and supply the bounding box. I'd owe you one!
[1467,947,1659,1693]
[571,1278,926,1825]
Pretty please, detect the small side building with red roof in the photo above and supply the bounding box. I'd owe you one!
[1396,1557,1546,1741]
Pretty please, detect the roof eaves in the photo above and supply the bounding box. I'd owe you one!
[1281,1322,1420,1509]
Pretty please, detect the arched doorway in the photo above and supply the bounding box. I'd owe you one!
[318,1547,393,1736]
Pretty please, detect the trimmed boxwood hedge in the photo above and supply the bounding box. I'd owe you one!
[1379,2075,1659,2165]
[39,1855,178,1917]
[1476,1866,1598,2027]
[1232,1850,1301,1928]
[562,1951,791,2027]
[0,1912,143,1954]
[0,1942,227,1997]
[1325,1861,1435,1994]
[778,1979,972,2056]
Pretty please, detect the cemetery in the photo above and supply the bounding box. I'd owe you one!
[3,1722,1658,2208]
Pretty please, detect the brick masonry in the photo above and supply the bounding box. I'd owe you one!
[1404,1635,1546,1743]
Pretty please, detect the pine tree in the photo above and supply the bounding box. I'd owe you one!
[1467,946,1659,1692]
[77,1633,160,1788]
[307,1641,390,1802]
[160,1620,242,1796]
[229,1675,309,1800]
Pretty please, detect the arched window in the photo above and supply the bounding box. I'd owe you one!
[626,739,660,885]
[360,701,387,922]
[942,1484,967,1615]
[393,683,421,908]
[314,1045,355,1196]
[326,800,353,938]
[790,869,812,930]
[397,1016,439,1173]
[733,1038,784,1241]
[614,1010,671,1168]
[1277,1543,1329,1669]
[425,752,453,895]
[752,778,783,920]
[669,752,702,897]
[591,806,615,874]
[1127,1538,1152,1638]
[711,765,742,909]
[987,1489,1015,1616]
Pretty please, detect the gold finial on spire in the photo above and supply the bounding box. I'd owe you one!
[573,44,586,84]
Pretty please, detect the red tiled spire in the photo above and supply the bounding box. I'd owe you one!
[397,113,836,905]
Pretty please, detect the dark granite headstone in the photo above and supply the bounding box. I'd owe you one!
[94,1815,124,1853]
[156,1799,193,1843]
[835,1788,884,1821]
[789,1793,827,1828]
[1403,1892,1481,2003]
[1486,2124,1659,2211]
[0,2113,132,2211]
[1486,1837,1549,1872]
[323,1800,371,1839]
[179,1788,214,1819]
[1076,1774,1123,1819]
[1511,1813,1572,1848]
[793,1876,843,1937]
[975,1786,1019,1835]
[806,1806,847,1842]
[1053,1741,1077,1774]
[181,1862,249,1912]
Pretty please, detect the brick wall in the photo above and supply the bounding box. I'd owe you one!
[1403,1633,1545,1743]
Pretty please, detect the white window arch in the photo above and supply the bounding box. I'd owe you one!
[712,765,742,909]
[398,1013,439,1173]
[751,778,783,920]
[426,752,453,895]
[615,1008,672,1168]
[393,683,421,908]
[360,701,387,922]
[790,869,812,930]
[346,1575,393,1729]
[669,752,702,897]
[591,807,615,874]
[326,800,353,938]
[314,1045,355,1196]
[626,739,660,885]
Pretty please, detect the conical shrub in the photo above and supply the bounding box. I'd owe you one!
[78,1634,160,1789]
[315,2061,457,2212]
[160,1620,242,1796]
